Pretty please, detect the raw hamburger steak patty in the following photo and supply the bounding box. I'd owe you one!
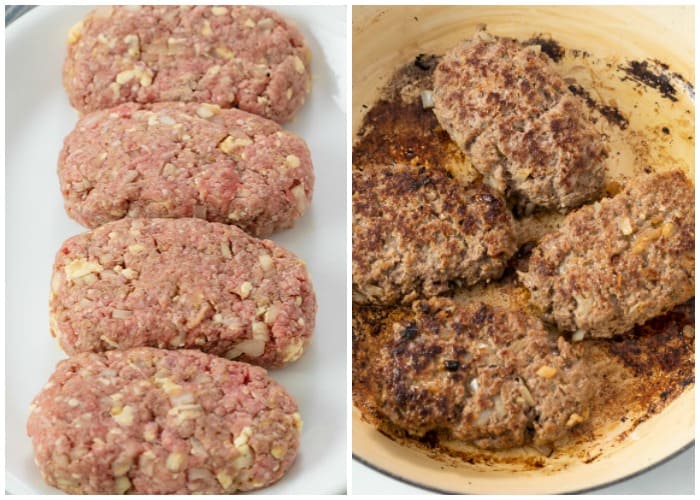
[27,348,302,494]
[63,5,311,123]
[58,102,314,237]
[49,218,316,368]
[370,299,592,450]
[352,163,517,305]
[520,170,694,338]
[433,32,607,212]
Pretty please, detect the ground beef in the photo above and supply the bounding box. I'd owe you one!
[50,218,316,368]
[58,102,313,237]
[520,170,694,338]
[433,31,607,212]
[369,299,592,450]
[352,163,517,305]
[27,348,302,494]
[63,5,311,123]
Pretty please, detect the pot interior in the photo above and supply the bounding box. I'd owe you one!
[352,5,694,494]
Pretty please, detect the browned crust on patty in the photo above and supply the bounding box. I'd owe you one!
[367,299,592,450]
[433,32,607,211]
[520,170,695,338]
[352,163,517,305]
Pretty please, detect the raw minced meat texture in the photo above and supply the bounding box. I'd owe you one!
[63,5,311,123]
[58,101,313,237]
[433,32,607,212]
[27,348,302,494]
[520,170,694,338]
[352,163,517,305]
[370,299,592,450]
[50,218,316,368]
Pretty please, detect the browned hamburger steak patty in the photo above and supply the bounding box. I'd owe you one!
[50,218,316,368]
[433,32,608,212]
[27,348,301,494]
[520,170,694,338]
[352,163,517,305]
[58,102,313,237]
[369,299,592,450]
[63,5,311,123]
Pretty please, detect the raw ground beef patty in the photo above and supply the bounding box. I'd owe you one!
[49,218,316,368]
[368,299,592,450]
[58,102,314,237]
[352,163,517,305]
[520,170,695,338]
[433,31,607,212]
[27,348,302,494]
[63,5,311,123]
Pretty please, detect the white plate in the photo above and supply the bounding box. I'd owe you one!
[5,5,347,494]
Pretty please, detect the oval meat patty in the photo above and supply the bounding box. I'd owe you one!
[49,218,316,368]
[372,299,592,450]
[352,164,517,305]
[520,169,694,338]
[27,348,301,494]
[58,102,313,237]
[433,32,607,212]
[63,5,311,123]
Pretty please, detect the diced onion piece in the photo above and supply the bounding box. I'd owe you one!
[291,184,308,214]
[189,438,207,458]
[252,321,270,341]
[112,309,133,319]
[264,304,280,324]
[158,114,176,125]
[187,468,214,481]
[536,365,557,378]
[474,407,492,426]
[566,412,585,428]
[257,17,275,30]
[571,330,586,342]
[618,217,633,235]
[531,444,553,457]
[420,90,435,109]
[224,348,242,360]
[469,378,479,393]
[232,339,265,357]
[170,391,195,406]
[518,384,535,407]
[475,30,495,42]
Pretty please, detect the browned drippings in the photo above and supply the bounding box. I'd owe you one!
[524,35,566,63]
[567,300,694,445]
[567,84,629,130]
[618,59,695,102]
[353,56,463,171]
[352,36,694,471]
[604,300,694,378]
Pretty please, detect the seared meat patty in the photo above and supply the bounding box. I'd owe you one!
[433,32,607,212]
[369,299,592,450]
[352,164,517,305]
[520,170,694,338]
